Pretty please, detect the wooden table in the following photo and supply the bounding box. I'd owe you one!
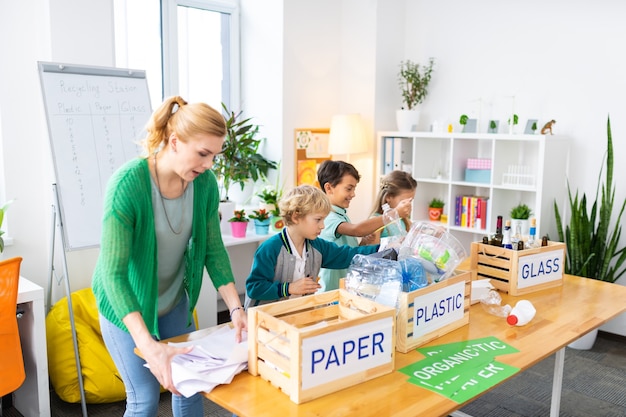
[174,275,626,417]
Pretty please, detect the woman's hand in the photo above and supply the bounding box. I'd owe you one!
[288,277,321,295]
[229,307,247,343]
[138,338,192,396]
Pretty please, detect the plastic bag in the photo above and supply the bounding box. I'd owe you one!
[345,254,402,309]
[397,222,466,282]
[398,257,427,292]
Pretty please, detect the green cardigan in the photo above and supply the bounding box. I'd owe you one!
[92,158,234,338]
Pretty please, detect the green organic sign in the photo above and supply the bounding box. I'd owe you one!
[399,337,520,403]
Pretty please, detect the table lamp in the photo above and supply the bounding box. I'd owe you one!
[328,114,368,161]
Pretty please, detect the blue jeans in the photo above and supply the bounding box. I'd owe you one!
[100,295,203,417]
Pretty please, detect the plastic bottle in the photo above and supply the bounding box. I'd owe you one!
[382,203,407,237]
[506,300,536,326]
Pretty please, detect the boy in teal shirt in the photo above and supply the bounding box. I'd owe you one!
[317,160,413,291]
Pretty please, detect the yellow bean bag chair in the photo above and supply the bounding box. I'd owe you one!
[46,288,125,403]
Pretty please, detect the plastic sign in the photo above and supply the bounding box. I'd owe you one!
[516,249,562,289]
[301,317,393,390]
[413,281,466,337]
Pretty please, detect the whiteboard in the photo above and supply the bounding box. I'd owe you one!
[38,62,152,250]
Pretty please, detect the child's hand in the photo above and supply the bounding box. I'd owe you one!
[360,233,376,245]
[289,276,321,295]
[396,198,413,218]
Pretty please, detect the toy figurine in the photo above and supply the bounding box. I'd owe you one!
[541,119,556,135]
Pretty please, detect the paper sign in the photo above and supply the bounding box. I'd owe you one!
[412,281,466,337]
[399,336,520,403]
[301,317,393,390]
[516,249,563,289]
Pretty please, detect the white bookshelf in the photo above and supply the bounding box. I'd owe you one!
[376,131,570,250]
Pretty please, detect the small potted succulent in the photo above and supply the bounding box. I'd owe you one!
[248,208,271,235]
[428,198,445,221]
[228,209,249,238]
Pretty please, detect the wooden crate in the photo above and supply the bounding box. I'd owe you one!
[470,241,566,296]
[396,270,471,353]
[247,289,396,404]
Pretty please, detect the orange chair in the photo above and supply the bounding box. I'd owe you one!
[0,257,25,415]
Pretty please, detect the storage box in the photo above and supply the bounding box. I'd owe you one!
[470,241,566,296]
[247,289,396,404]
[465,168,491,183]
[466,158,492,170]
[396,270,471,353]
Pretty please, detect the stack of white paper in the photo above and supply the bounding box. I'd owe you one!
[167,326,248,397]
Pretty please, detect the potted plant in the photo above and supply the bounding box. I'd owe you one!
[249,209,271,235]
[396,57,435,131]
[428,198,445,221]
[213,103,278,202]
[0,200,13,253]
[510,203,532,236]
[507,114,519,134]
[554,117,626,349]
[228,209,249,238]
[488,120,499,134]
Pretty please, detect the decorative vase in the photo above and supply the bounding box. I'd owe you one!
[270,215,284,233]
[254,219,270,235]
[510,219,529,237]
[396,109,420,132]
[230,221,248,238]
[428,207,443,221]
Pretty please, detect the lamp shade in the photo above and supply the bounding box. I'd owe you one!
[328,114,368,156]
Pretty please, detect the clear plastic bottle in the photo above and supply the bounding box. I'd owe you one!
[506,300,536,326]
[382,203,407,237]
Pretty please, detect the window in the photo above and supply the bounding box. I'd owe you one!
[114,0,239,111]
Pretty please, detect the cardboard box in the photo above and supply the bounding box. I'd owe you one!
[396,270,471,353]
[247,289,396,404]
[465,168,491,184]
[470,241,566,296]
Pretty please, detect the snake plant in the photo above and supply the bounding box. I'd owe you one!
[554,117,626,282]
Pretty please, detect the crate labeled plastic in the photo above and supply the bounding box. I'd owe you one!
[396,270,471,353]
[470,241,566,295]
[247,289,396,404]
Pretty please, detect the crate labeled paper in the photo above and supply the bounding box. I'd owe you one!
[396,271,471,353]
[470,241,565,295]
[247,289,396,404]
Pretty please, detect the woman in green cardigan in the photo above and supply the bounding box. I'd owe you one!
[92,96,245,417]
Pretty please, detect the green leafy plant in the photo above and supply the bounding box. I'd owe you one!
[531,122,538,132]
[554,117,626,282]
[507,114,519,126]
[248,208,270,222]
[510,203,532,220]
[429,198,444,209]
[213,104,278,201]
[459,115,469,126]
[0,200,13,252]
[228,209,249,223]
[397,58,435,110]
[490,120,497,130]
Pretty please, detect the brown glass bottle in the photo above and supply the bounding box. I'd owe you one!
[491,215,503,247]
